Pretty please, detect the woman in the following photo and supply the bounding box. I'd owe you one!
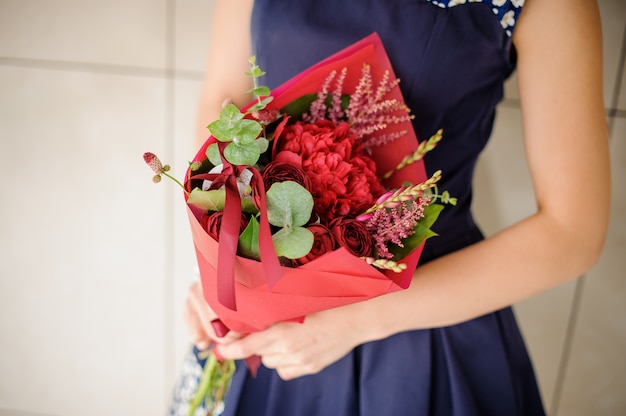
[172,0,610,414]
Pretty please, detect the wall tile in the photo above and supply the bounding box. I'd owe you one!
[600,0,626,110]
[170,78,205,387]
[0,66,169,415]
[616,47,626,111]
[0,0,167,69]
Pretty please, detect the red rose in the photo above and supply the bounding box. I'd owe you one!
[201,211,249,241]
[262,161,312,193]
[294,223,336,266]
[329,217,374,258]
[275,120,385,223]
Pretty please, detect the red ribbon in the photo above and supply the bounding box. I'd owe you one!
[190,143,282,311]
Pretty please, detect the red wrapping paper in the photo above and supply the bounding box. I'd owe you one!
[185,33,427,334]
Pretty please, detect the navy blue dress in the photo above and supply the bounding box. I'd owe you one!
[170,1,545,415]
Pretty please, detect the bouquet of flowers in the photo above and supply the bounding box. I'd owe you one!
[145,33,455,416]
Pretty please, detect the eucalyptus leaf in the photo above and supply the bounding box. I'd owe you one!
[244,86,271,97]
[208,104,244,142]
[248,96,274,112]
[256,137,269,154]
[206,143,222,166]
[220,104,244,123]
[272,226,314,259]
[187,188,258,214]
[266,181,313,228]
[224,141,261,166]
[233,119,263,145]
[208,119,236,142]
[247,67,265,78]
[238,216,260,260]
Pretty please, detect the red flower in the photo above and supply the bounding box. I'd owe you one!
[294,223,336,265]
[275,120,385,223]
[262,161,312,193]
[329,217,374,258]
[201,211,249,241]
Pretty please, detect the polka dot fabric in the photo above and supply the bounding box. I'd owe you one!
[427,0,525,37]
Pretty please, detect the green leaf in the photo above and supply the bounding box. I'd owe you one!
[221,104,244,123]
[187,188,258,214]
[388,223,438,261]
[208,119,235,142]
[224,141,261,166]
[387,203,444,261]
[238,216,260,260]
[280,94,317,119]
[245,86,271,97]
[206,143,222,166]
[187,188,226,211]
[248,96,274,112]
[280,93,350,120]
[255,137,269,155]
[419,203,444,230]
[272,226,314,259]
[233,119,263,145]
[208,104,244,142]
[266,181,313,228]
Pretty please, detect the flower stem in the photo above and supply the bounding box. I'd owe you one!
[161,171,189,195]
[188,352,218,416]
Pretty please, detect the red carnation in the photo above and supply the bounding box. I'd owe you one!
[275,120,385,223]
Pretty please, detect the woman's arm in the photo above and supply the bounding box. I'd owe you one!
[195,0,254,148]
[217,0,611,380]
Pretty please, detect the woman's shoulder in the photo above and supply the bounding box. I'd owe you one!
[425,0,525,37]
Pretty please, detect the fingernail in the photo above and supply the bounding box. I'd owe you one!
[196,341,209,350]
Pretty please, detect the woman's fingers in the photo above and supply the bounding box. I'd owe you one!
[183,281,244,348]
[184,282,220,348]
[183,293,212,349]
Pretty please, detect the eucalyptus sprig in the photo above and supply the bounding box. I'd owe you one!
[206,56,274,167]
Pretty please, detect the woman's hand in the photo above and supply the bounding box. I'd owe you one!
[216,305,374,380]
[183,281,242,349]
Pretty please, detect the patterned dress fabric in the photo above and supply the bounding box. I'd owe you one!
[169,0,545,414]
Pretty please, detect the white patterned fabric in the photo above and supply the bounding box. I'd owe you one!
[426,0,525,37]
[168,348,225,416]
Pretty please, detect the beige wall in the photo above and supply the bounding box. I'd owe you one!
[0,1,624,415]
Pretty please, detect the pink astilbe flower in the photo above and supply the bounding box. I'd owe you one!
[362,197,430,259]
[304,70,336,122]
[328,67,347,123]
[362,130,408,153]
[304,64,412,151]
